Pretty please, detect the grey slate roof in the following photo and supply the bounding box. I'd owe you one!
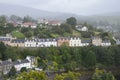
[0,60,12,66]
[13,59,29,65]
[11,39,25,43]
[102,40,111,43]
[81,39,91,43]
[25,38,57,42]
[0,37,11,41]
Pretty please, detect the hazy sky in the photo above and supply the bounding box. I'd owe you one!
[0,0,120,15]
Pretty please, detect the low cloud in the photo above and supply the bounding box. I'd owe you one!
[0,0,120,15]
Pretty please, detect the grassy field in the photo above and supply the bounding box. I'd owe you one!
[72,30,81,37]
[12,31,25,39]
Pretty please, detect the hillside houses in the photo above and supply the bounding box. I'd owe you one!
[38,19,61,26]
[10,39,25,47]
[81,39,91,46]
[47,20,61,26]
[0,56,36,76]
[0,35,114,47]
[0,36,11,45]
[57,37,70,47]
[92,36,112,46]
[21,22,37,28]
[92,36,102,46]
[69,37,81,47]
[76,25,88,31]
[0,59,12,75]
[116,39,120,45]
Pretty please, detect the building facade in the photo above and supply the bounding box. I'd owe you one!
[69,37,81,47]
[0,59,12,75]
[101,40,111,46]
[92,37,102,46]
[10,39,25,47]
[57,37,70,47]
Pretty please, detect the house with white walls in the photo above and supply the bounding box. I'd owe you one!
[76,25,88,31]
[13,56,36,71]
[13,59,31,71]
[101,40,111,46]
[25,39,37,47]
[92,36,102,46]
[69,37,81,47]
[37,39,57,47]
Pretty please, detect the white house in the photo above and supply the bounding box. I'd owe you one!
[13,59,31,71]
[37,39,57,47]
[26,56,37,68]
[13,56,36,71]
[116,39,120,45]
[69,37,81,47]
[76,25,88,31]
[101,40,111,46]
[25,39,37,47]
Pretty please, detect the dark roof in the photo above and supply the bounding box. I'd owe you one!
[70,37,81,39]
[21,59,29,63]
[76,25,83,28]
[0,60,12,66]
[102,40,111,43]
[0,37,11,41]
[13,59,29,65]
[57,37,70,40]
[81,39,91,43]
[25,38,57,42]
[91,36,101,39]
[13,61,19,65]
[11,39,25,43]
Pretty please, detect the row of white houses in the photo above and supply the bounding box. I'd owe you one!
[0,36,112,47]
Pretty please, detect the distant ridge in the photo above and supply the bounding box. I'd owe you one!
[0,3,79,19]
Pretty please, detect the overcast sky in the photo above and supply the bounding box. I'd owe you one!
[0,0,120,15]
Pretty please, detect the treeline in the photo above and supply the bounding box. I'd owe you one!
[0,42,120,71]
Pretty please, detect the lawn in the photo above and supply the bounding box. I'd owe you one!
[12,31,25,39]
[72,30,81,37]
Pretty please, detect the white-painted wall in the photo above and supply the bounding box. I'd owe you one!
[69,37,81,47]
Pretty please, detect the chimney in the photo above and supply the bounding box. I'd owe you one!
[17,59,21,62]
[8,58,12,62]
[0,60,2,64]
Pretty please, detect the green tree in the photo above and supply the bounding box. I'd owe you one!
[0,15,7,27]
[10,15,22,22]
[54,71,81,80]
[60,23,72,33]
[54,74,64,80]
[92,68,116,80]
[20,67,27,73]
[66,17,77,28]
[8,66,17,77]
[16,70,49,80]
[83,51,96,68]
[0,42,7,60]
[23,16,34,23]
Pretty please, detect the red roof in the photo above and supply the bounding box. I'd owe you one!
[48,20,60,25]
[23,22,33,26]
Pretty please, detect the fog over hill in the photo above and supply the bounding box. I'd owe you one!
[0,3,79,20]
[0,3,120,26]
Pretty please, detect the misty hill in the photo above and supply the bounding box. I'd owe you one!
[0,3,120,26]
[0,3,78,19]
